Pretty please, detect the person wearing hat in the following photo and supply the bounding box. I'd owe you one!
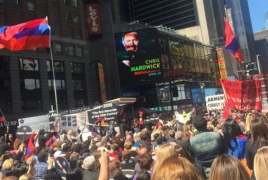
[189,115,225,179]
[82,155,99,180]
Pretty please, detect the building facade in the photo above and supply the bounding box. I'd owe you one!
[0,0,101,120]
[254,29,268,74]
[225,0,256,63]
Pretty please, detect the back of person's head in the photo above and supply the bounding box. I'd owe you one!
[122,150,131,161]
[82,155,95,171]
[2,158,14,170]
[250,118,268,147]
[44,168,62,180]
[18,173,32,180]
[136,170,151,180]
[12,162,28,178]
[174,144,194,164]
[153,133,160,141]
[66,168,83,180]
[111,169,127,180]
[254,146,268,180]
[38,152,48,163]
[140,133,148,141]
[108,159,121,177]
[209,154,250,180]
[110,144,118,152]
[153,144,175,172]
[138,153,153,171]
[73,143,83,153]
[169,130,175,138]
[155,136,163,145]
[61,143,71,152]
[124,141,133,150]
[3,176,18,180]
[175,131,183,140]
[151,156,203,180]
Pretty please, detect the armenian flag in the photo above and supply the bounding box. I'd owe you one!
[224,18,244,63]
[46,135,58,150]
[25,133,35,161]
[0,18,50,51]
[0,109,6,122]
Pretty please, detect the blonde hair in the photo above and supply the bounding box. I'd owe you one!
[153,144,175,173]
[19,173,32,180]
[245,113,255,132]
[254,146,268,180]
[151,156,202,180]
[2,158,14,170]
[209,154,250,180]
[67,129,73,136]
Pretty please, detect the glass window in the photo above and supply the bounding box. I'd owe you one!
[73,14,79,23]
[72,0,77,7]
[72,80,85,90]
[66,12,72,21]
[55,43,62,54]
[54,61,64,72]
[48,80,66,90]
[24,79,40,90]
[69,46,74,56]
[74,98,87,108]
[21,100,42,112]
[0,79,10,91]
[71,63,84,73]
[64,0,70,5]
[19,58,39,71]
[0,56,9,69]
[73,29,81,39]
[27,1,35,11]
[76,47,82,57]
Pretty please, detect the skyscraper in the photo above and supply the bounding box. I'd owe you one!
[225,0,256,63]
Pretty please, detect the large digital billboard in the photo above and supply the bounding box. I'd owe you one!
[115,28,162,87]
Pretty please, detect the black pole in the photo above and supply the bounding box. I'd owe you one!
[168,75,174,114]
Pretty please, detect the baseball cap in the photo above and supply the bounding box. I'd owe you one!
[54,151,66,158]
[83,155,95,170]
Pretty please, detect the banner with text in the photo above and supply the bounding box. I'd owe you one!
[205,94,225,111]
[87,102,119,125]
[220,79,261,111]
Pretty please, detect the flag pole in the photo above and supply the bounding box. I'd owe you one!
[46,17,59,120]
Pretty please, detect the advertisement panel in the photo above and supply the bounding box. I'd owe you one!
[85,4,103,35]
[205,94,225,111]
[98,63,107,102]
[115,28,162,86]
[220,79,261,111]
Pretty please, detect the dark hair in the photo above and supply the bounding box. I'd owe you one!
[44,168,62,180]
[222,119,243,151]
[38,152,48,163]
[66,168,83,180]
[153,133,160,141]
[62,143,71,152]
[136,170,151,180]
[138,153,153,170]
[140,133,149,141]
[250,118,268,147]
[174,144,194,164]
[155,136,163,145]
[12,162,28,178]
[73,143,83,153]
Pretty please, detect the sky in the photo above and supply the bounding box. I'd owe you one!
[248,0,268,32]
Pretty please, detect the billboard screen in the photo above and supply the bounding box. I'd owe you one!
[115,28,162,87]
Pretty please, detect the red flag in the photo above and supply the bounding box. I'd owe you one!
[0,18,50,51]
[223,101,231,120]
[0,109,6,122]
[224,19,244,63]
[45,135,58,150]
[25,133,35,161]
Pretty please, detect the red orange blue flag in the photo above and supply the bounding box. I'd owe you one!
[0,109,6,122]
[25,133,35,161]
[46,135,58,150]
[224,18,244,64]
[0,18,50,51]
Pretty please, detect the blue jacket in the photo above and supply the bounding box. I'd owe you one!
[190,131,225,167]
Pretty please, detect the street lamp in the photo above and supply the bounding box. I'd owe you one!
[256,54,262,74]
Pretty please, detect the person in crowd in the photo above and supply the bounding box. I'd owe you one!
[82,155,99,180]
[151,155,203,180]
[175,131,189,151]
[0,136,10,157]
[109,121,116,137]
[66,168,83,180]
[153,144,175,172]
[133,153,154,180]
[121,150,135,170]
[246,117,268,180]
[123,141,137,158]
[33,152,48,179]
[189,114,225,179]
[1,158,14,177]
[253,146,268,180]
[209,154,250,180]
[93,121,103,137]
[136,170,151,180]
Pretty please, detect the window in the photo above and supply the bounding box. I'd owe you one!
[47,61,64,72]
[73,29,81,39]
[66,12,72,21]
[64,0,70,5]
[74,98,87,108]
[48,80,65,90]
[69,46,74,56]
[54,43,62,54]
[27,2,35,11]
[72,80,85,90]
[76,47,82,57]
[41,7,48,16]
[19,58,39,71]
[24,79,40,90]
[0,56,9,69]
[0,79,10,91]
[73,14,79,23]
[21,100,42,112]
[72,0,77,7]
[70,63,84,73]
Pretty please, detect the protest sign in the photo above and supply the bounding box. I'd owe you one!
[87,102,118,125]
[18,115,49,133]
[16,125,32,141]
[205,94,225,111]
[220,79,261,111]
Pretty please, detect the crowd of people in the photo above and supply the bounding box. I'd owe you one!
[0,109,268,180]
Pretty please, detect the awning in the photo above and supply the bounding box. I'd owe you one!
[106,98,136,106]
